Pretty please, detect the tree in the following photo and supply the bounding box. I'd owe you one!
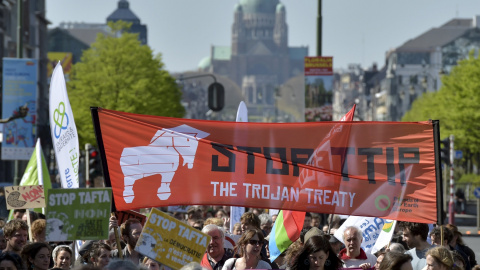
[402,51,480,170]
[69,21,185,146]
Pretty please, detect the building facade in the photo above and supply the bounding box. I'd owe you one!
[0,0,49,183]
[199,0,307,122]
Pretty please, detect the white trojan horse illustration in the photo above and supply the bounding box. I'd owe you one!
[120,124,210,203]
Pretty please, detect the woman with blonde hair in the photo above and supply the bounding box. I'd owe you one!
[426,246,454,270]
[222,229,271,270]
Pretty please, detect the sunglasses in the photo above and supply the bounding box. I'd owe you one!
[248,239,262,246]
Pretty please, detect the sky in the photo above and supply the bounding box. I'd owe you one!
[46,0,480,73]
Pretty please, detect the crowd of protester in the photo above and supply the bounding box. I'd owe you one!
[0,206,477,270]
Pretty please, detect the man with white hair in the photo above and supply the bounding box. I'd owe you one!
[339,226,377,269]
[200,224,233,270]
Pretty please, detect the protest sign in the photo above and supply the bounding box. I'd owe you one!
[135,208,209,269]
[115,210,147,226]
[46,188,111,241]
[5,185,45,210]
[93,108,439,223]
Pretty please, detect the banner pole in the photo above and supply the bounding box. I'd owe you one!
[432,120,444,225]
[111,213,123,259]
[26,209,33,242]
[90,107,116,212]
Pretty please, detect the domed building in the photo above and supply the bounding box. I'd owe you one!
[199,0,307,121]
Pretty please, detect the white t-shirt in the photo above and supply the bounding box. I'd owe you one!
[221,258,272,270]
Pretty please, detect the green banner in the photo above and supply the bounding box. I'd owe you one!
[46,188,112,241]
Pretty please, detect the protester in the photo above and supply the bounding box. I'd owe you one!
[378,251,413,270]
[21,242,52,270]
[200,224,233,270]
[258,213,273,237]
[22,211,40,224]
[180,262,208,270]
[215,210,228,220]
[0,229,6,251]
[105,259,138,270]
[52,245,73,270]
[187,207,204,227]
[104,229,125,251]
[110,217,144,265]
[232,223,242,236]
[429,226,470,270]
[452,251,466,270]
[445,224,477,267]
[400,222,433,270]
[31,219,46,243]
[0,252,24,270]
[339,226,377,269]
[87,242,111,269]
[374,252,385,270]
[425,246,454,270]
[222,229,272,270]
[303,213,312,229]
[240,212,260,234]
[310,213,322,228]
[142,257,162,270]
[12,210,25,221]
[290,235,343,270]
[72,266,101,270]
[271,214,278,224]
[3,220,28,255]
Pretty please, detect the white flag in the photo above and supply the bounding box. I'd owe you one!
[334,216,386,254]
[49,62,79,188]
[371,220,396,254]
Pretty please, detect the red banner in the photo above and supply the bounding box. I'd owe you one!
[94,108,438,224]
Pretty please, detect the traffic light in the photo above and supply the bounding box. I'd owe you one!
[208,82,225,111]
[440,138,450,165]
[87,146,102,179]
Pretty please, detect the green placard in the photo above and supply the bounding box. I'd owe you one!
[46,188,112,241]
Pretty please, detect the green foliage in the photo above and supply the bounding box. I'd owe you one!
[402,51,480,162]
[457,173,480,185]
[68,21,185,146]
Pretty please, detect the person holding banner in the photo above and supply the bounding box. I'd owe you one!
[3,220,28,255]
[109,217,144,265]
[222,229,271,270]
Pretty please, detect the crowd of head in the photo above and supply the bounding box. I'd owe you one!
[0,207,477,270]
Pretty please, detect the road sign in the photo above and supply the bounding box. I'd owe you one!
[474,187,480,199]
[455,150,463,160]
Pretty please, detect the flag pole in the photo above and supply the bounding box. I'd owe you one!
[91,107,123,259]
[432,120,444,225]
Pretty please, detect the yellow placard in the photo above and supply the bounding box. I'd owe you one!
[135,208,210,269]
[5,185,46,210]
